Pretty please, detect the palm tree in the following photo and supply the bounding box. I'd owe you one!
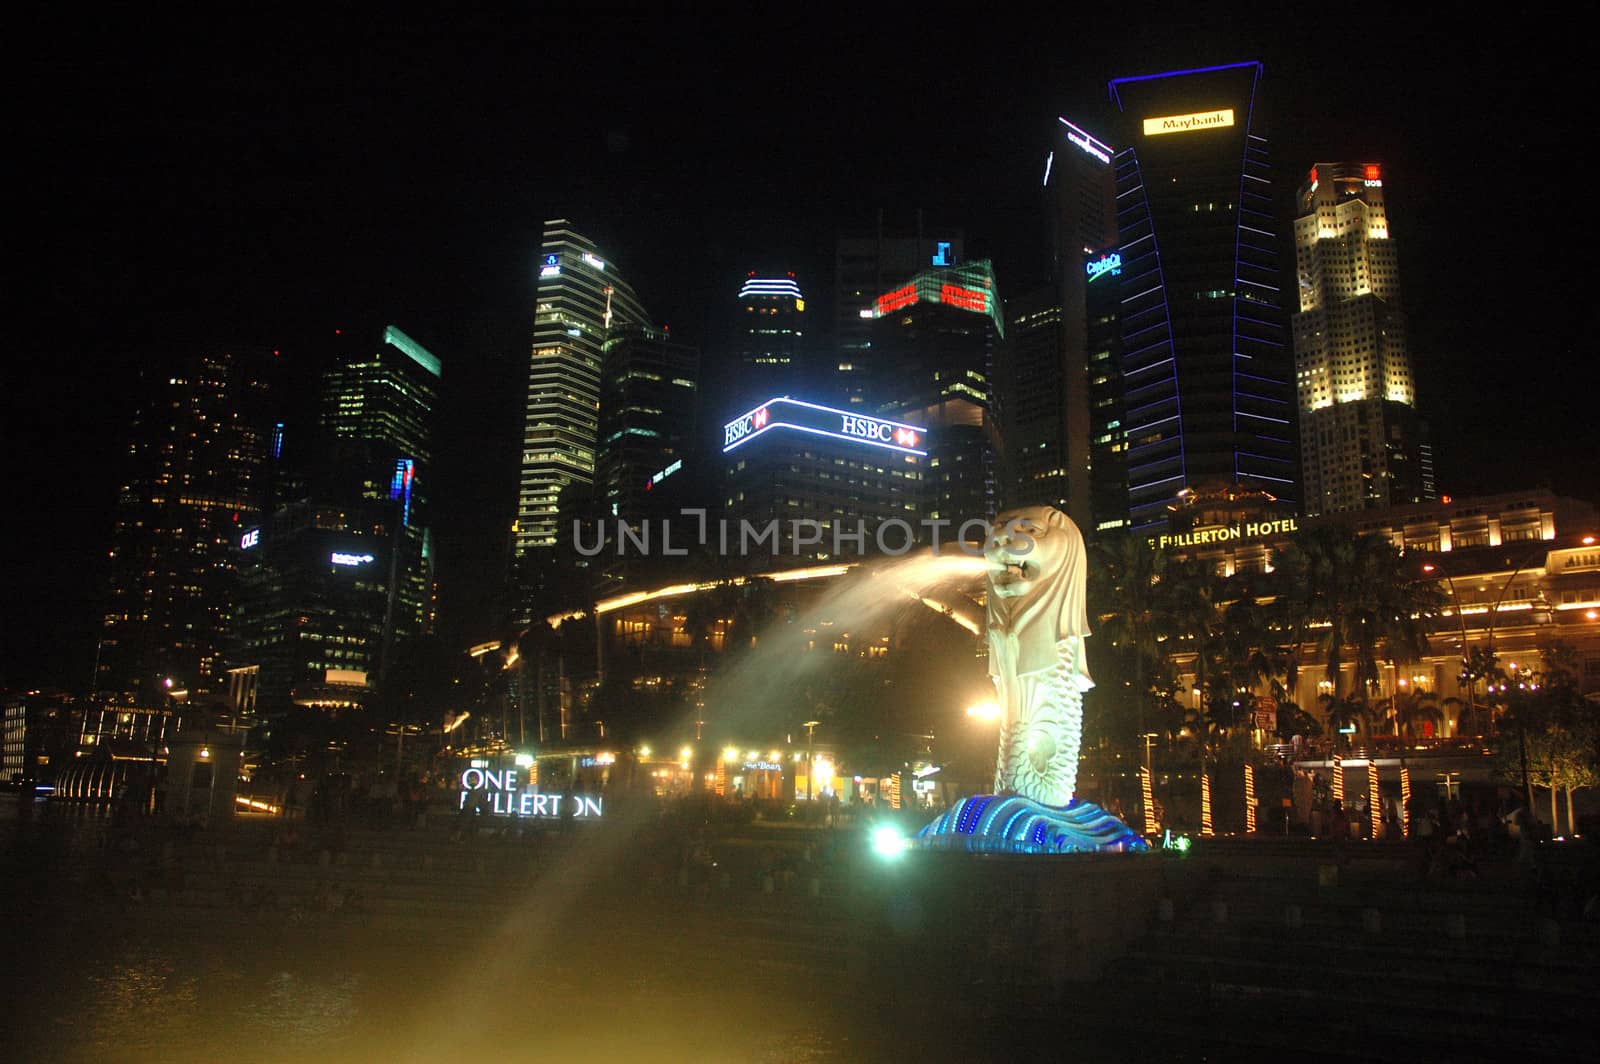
[1382,688,1443,740]
[1277,524,1443,718]
[1092,534,1181,749]
[1319,692,1375,748]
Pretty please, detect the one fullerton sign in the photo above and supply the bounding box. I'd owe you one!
[457,767,604,819]
[1143,108,1235,136]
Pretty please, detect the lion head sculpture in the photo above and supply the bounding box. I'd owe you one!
[984,506,1093,683]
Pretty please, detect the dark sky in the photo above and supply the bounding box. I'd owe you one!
[7,9,1595,692]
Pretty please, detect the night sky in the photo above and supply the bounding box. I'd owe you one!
[8,9,1594,692]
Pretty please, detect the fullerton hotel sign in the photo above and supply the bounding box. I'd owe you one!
[1152,517,1299,551]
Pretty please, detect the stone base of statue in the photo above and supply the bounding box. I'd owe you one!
[915,794,1148,854]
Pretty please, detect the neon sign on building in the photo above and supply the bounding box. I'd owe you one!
[876,284,917,314]
[1059,117,1113,164]
[1087,253,1122,281]
[722,397,926,456]
[330,552,376,566]
[1141,108,1235,136]
[867,260,1004,337]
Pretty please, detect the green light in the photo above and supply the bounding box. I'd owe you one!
[871,825,908,860]
[384,325,442,378]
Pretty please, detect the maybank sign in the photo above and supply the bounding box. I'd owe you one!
[1143,108,1235,136]
[1152,517,1299,550]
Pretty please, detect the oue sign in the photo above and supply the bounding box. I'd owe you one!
[458,767,604,819]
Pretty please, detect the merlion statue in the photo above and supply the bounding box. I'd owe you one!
[918,507,1145,854]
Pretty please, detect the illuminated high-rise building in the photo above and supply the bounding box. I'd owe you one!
[235,326,441,711]
[834,217,963,407]
[733,274,805,409]
[98,349,273,700]
[318,324,440,652]
[1292,162,1433,514]
[871,260,1005,526]
[1107,62,1297,529]
[722,397,925,567]
[596,322,699,525]
[517,221,648,554]
[1013,117,1119,530]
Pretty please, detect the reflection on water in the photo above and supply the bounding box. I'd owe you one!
[22,920,859,1063]
[63,940,364,1061]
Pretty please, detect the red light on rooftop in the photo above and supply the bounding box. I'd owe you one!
[1309,166,1318,185]
[335,328,342,335]
[1364,164,1381,181]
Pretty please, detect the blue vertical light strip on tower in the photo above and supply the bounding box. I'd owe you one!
[1113,146,1186,531]
[1229,64,1258,482]
[390,458,415,527]
[271,422,284,460]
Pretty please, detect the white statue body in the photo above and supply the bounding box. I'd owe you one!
[984,507,1094,808]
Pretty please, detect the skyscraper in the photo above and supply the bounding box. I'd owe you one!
[319,324,440,651]
[99,349,273,700]
[871,260,1005,525]
[1107,62,1297,530]
[1292,162,1434,514]
[834,217,963,407]
[235,325,441,710]
[732,274,805,409]
[517,221,648,554]
[1012,118,1119,530]
[596,322,699,526]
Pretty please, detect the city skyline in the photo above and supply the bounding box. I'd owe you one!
[8,11,1596,693]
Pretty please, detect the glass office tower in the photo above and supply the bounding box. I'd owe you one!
[517,221,648,553]
[1107,62,1296,529]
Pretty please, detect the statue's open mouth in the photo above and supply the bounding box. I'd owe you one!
[993,559,1033,582]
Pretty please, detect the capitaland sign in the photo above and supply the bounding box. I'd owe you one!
[1087,252,1122,281]
[722,397,926,456]
[458,767,604,818]
[1142,108,1235,136]
[1154,517,1299,550]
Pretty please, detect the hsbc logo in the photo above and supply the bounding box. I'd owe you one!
[840,415,919,448]
[841,415,893,442]
[724,406,769,447]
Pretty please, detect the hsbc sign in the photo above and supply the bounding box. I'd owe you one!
[722,397,926,456]
[841,415,892,442]
[724,405,770,447]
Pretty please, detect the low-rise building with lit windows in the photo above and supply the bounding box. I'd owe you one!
[1150,489,1600,713]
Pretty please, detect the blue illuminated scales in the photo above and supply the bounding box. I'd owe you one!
[916,507,1146,854]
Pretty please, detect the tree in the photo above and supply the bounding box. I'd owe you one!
[1276,524,1443,714]
[1382,688,1443,740]
[1091,534,1179,753]
[1493,641,1600,832]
